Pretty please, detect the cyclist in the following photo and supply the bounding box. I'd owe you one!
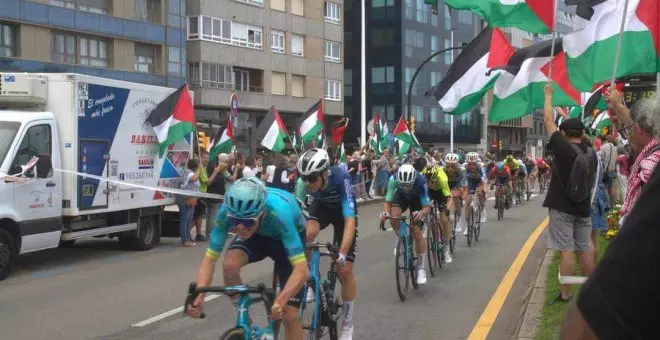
[536,157,551,190]
[523,154,537,193]
[416,158,453,263]
[464,152,487,232]
[443,153,467,233]
[186,177,308,340]
[503,155,520,197]
[516,157,528,200]
[379,164,431,284]
[296,148,358,340]
[489,162,512,209]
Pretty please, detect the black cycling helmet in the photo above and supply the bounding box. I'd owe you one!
[413,157,427,172]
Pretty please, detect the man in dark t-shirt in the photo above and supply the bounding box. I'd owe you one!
[204,159,226,238]
[561,167,660,340]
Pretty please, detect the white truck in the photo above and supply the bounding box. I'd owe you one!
[0,73,193,280]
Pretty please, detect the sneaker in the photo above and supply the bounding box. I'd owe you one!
[339,324,354,340]
[480,210,487,223]
[463,227,469,236]
[306,287,315,302]
[442,246,452,264]
[416,268,427,285]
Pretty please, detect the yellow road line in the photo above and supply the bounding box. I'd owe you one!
[467,217,549,340]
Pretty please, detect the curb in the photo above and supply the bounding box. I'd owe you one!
[515,249,554,340]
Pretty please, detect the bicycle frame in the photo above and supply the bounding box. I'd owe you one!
[301,242,339,339]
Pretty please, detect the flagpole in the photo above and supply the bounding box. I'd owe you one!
[547,0,559,78]
[610,0,631,84]
[450,29,455,153]
[360,0,367,148]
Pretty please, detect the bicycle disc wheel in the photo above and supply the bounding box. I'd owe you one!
[395,236,410,302]
[219,328,246,340]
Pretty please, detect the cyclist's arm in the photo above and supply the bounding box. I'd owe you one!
[294,177,306,201]
[418,176,432,215]
[383,176,397,213]
[338,169,357,256]
[438,170,451,198]
[195,209,230,291]
[277,212,310,307]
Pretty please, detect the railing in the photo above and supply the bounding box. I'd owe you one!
[233,0,264,6]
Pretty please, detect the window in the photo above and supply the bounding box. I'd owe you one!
[50,0,109,14]
[292,0,304,16]
[234,0,264,7]
[444,112,451,124]
[415,0,428,23]
[413,106,424,122]
[271,30,285,53]
[135,0,158,23]
[404,29,423,57]
[372,0,394,6]
[271,0,285,11]
[430,108,439,123]
[430,71,441,86]
[234,68,250,91]
[232,23,262,48]
[458,11,472,24]
[324,1,340,24]
[271,72,286,95]
[291,34,304,56]
[292,75,305,97]
[79,37,108,67]
[371,28,395,46]
[0,24,16,58]
[324,79,341,101]
[324,41,340,62]
[188,16,264,50]
[431,36,438,62]
[404,0,413,19]
[188,62,233,89]
[134,43,155,73]
[12,124,52,177]
[373,105,395,121]
[371,66,395,94]
[52,33,76,64]
[444,5,452,30]
[187,16,200,39]
[344,69,352,96]
[168,46,182,74]
[444,39,451,64]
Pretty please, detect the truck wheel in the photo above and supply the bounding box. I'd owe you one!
[0,228,17,281]
[132,216,160,251]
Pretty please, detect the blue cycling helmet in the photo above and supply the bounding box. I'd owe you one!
[496,161,504,171]
[225,177,267,218]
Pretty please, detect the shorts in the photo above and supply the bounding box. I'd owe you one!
[448,180,462,190]
[392,190,424,213]
[495,177,509,186]
[193,199,207,218]
[307,200,358,262]
[538,167,548,175]
[466,178,482,194]
[228,232,307,308]
[428,189,448,213]
[547,209,592,252]
[602,171,617,189]
[516,171,526,178]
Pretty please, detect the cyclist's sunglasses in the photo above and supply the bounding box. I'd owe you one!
[227,215,259,230]
[302,172,322,183]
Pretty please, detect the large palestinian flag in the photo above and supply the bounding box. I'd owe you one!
[145,83,195,157]
[445,0,555,33]
[256,106,289,153]
[208,119,234,162]
[299,99,324,143]
[489,38,580,123]
[433,27,514,115]
[563,0,660,91]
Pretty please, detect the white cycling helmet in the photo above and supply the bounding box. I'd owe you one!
[466,152,479,163]
[297,148,330,175]
[444,153,459,164]
[397,164,417,185]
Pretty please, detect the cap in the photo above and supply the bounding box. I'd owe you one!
[559,118,585,131]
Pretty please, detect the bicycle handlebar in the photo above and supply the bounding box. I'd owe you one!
[184,282,276,319]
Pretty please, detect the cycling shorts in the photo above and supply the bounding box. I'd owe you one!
[467,178,483,194]
[307,199,358,262]
[538,167,548,175]
[517,171,526,178]
[428,189,448,214]
[495,176,509,186]
[228,232,306,308]
[448,180,462,190]
[392,191,425,225]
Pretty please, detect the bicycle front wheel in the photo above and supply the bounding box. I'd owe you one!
[219,328,245,340]
[475,204,482,243]
[466,206,473,247]
[395,236,410,302]
[450,211,457,254]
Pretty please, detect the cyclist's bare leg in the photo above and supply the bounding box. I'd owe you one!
[223,249,249,287]
[282,305,304,340]
[336,261,356,302]
[412,211,427,255]
[390,206,403,235]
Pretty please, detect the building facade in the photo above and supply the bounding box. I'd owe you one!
[0,0,187,88]
[344,1,482,151]
[186,0,344,156]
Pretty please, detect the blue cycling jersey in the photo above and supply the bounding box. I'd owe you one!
[206,188,307,265]
[296,166,356,219]
[385,173,431,207]
[465,162,487,181]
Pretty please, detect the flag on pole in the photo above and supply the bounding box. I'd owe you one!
[144,83,195,157]
[209,119,235,162]
[299,99,325,143]
[339,142,346,163]
[432,27,515,115]
[393,117,420,148]
[563,0,660,91]
[444,0,556,33]
[256,106,289,153]
[591,110,612,131]
[582,82,626,117]
[398,139,411,155]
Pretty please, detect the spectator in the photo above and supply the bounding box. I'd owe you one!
[287,154,298,192]
[362,152,373,199]
[348,152,361,197]
[606,87,660,225]
[585,136,608,264]
[242,157,256,177]
[542,84,597,303]
[205,152,228,239]
[616,150,629,203]
[599,135,618,206]
[266,155,294,191]
[220,153,238,192]
[191,151,209,242]
[376,149,391,196]
[178,158,202,247]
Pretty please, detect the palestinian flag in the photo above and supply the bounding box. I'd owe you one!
[563,0,660,92]
[256,106,289,153]
[582,82,625,117]
[568,106,583,118]
[339,142,346,163]
[541,51,583,105]
[489,38,580,123]
[433,27,515,115]
[316,131,327,150]
[145,83,195,157]
[299,100,324,143]
[208,119,234,163]
[445,0,555,33]
[393,117,421,149]
[591,110,612,131]
[398,139,411,155]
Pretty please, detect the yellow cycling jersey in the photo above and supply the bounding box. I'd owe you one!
[422,166,451,197]
[505,159,519,171]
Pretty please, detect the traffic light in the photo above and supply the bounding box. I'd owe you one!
[424,0,438,14]
[198,132,207,151]
[498,140,503,150]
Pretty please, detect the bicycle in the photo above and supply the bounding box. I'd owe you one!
[380,215,421,302]
[184,282,281,340]
[300,242,342,340]
[449,196,461,254]
[525,175,533,201]
[514,176,525,205]
[494,183,507,221]
[426,202,444,276]
[466,189,484,246]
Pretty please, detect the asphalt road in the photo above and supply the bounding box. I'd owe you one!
[0,194,549,340]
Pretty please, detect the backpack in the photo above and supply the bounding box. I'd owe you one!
[561,144,596,204]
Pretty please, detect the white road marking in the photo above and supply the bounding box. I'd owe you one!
[132,293,222,327]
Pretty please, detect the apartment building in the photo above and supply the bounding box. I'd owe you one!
[186,0,344,155]
[0,0,187,88]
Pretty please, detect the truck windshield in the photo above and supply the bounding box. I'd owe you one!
[0,122,20,172]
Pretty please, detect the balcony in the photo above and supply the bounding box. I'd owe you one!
[188,62,263,93]
[233,67,264,93]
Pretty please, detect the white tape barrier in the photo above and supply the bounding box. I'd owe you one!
[558,271,588,285]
